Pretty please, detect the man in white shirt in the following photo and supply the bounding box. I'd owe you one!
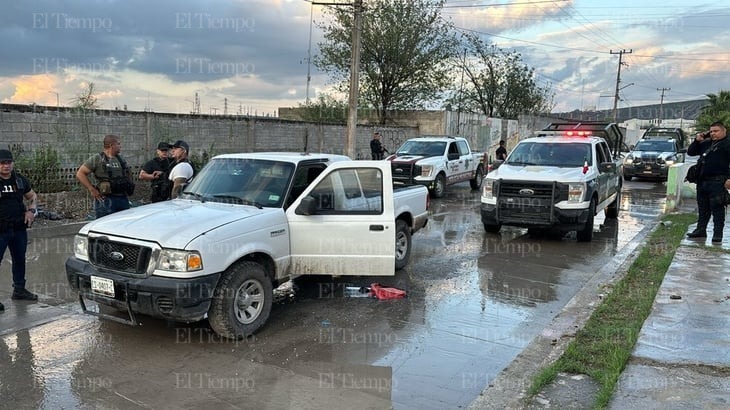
[168,140,194,199]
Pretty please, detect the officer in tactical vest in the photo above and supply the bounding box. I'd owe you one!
[0,149,39,311]
[76,134,134,218]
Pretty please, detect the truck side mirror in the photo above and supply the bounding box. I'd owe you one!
[598,162,616,173]
[295,196,318,215]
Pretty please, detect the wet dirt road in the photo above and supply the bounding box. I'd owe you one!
[0,180,668,409]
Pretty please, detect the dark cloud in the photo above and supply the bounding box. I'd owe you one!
[0,0,318,84]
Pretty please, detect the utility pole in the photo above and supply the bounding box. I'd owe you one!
[610,49,632,123]
[305,2,314,104]
[657,87,670,125]
[312,0,363,158]
[345,0,363,159]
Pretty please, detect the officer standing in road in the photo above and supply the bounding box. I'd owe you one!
[0,149,39,311]
[686,121,730,242]
[139,141,172,203]
[496,140,508,161]
[370,132,388,160]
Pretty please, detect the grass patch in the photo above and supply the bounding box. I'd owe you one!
[528,213,696,409]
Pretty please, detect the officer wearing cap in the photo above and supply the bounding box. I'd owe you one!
[168,140,194,199]
[0,149,39,311]
[139,141,173,202]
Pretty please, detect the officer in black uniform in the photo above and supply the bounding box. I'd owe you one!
[686,121,730,242]
[139,141,172,202]
[0,149,39,311]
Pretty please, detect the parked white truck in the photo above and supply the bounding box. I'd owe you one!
[388,136,486,198]
[480,122,624,242]
[66,153,429,339]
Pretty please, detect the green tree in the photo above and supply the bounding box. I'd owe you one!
[296,94,349,124]
[696,90,730,129]
[316,0,458,124]
[449,33,554,119]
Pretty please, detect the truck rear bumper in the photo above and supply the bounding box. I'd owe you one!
[480,203,590,231]
[65,256,221,323]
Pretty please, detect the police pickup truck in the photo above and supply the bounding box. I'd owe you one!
[66,153,429,339]
[388,136,485,198]
[623,127,687,181]
[480,122,624,241]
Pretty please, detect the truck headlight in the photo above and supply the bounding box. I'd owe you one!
[664,156,676,166]
[624,155,633,165]
[158,250,203,272]
[482,178,496,199]
[568,183,585,203]
[420,165,433,177]
[74,235,88,261]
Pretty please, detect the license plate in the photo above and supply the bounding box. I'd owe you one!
[91,276,115,297]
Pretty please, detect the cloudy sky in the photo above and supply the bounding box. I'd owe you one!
[1,0,728,116]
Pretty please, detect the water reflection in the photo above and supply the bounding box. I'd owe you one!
[0,329,44,408]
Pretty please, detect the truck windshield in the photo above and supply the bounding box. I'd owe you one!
[396,141,446,157]
[506,142,592,167]
[182,158,294,207]
[634,140,675,152]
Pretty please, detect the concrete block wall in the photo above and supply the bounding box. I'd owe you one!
[0,105,419,185]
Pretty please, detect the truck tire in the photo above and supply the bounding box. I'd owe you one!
[605,189,620,219]
[483,223,501,233]
[209,261,273,339]
[623,174,632,181]
[394,219,411,270]
[576,198,596,242]
[470,166,484,190]
[431,173,446,198]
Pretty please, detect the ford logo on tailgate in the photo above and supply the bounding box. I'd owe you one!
[110,251,124,261]
[519,189,535,196]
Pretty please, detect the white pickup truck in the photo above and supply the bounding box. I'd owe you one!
[388,136,485,198]
[66,153,429,339]
[480,130,623,242]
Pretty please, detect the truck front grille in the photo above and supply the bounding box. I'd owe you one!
[89,238,152,276]
[391,162,420,183]
[497,181,566,224]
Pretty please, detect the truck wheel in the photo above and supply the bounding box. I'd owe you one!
[483,223,501,233]
[431,174,446,198]
[576,199,595,242]
[394,220,411,270]
[623,175,632,181]
[605,189,621,219]
[470,166,484,190]
[209,261,273,339]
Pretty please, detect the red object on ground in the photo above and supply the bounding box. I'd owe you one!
[369,283,407,300]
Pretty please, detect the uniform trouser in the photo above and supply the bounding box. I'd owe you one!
[696,179,727,235]
[94,195,130,219]
[0,228,28,289]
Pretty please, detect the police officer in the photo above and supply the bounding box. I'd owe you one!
[139,141,172,202]
[0,149,39,311]
[76,134,133,218]
[168,140,194,199]
[686,121,730,242]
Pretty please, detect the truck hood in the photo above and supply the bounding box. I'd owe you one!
[390,155,435,164]
[79,200,272,248]
[488,164,592,182]
[628,151,674,160]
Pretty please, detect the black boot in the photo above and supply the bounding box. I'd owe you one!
[687,229,707,238]
[0,301,4,311]
[11,288,38,301]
